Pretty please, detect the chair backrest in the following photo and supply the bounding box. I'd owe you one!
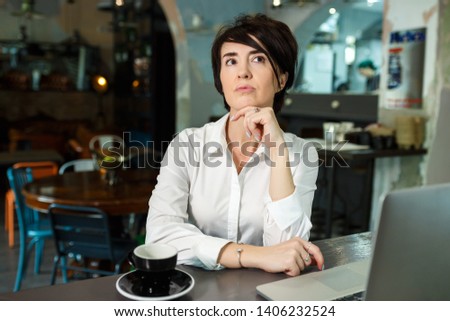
[58,159,96,174]
[13,161,59,179]
[48,204,116,261]
[6,167,38,236]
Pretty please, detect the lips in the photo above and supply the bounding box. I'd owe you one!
[235,85,255,93]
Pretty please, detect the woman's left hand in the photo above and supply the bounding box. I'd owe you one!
[232,106,284,145]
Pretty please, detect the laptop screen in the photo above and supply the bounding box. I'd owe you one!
[365,183,450,300]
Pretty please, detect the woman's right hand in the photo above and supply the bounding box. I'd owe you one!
[250,237,324,276]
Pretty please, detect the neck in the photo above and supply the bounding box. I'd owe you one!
[225,115,259,154]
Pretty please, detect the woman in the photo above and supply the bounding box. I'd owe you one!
[146,14,324,276]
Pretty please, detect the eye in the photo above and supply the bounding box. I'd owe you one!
[225,58,236,66]
[252,55,266,63]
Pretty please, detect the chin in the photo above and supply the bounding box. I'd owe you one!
[236,99,260,109]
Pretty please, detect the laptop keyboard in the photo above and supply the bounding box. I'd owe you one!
[333,291,365,301]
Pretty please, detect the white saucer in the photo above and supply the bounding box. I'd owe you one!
[116,269,194,301]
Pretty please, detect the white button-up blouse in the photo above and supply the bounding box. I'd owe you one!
[145,113,318,270]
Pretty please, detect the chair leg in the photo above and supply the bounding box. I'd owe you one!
[34,239,45,274]
[25,237,42,276]
[5,190,15,248]
[51,256,60,285]
[14,239,27,292]
[61,256,68,283]
[3,197,6,231]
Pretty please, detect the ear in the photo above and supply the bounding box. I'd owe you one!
[278,72,288,91]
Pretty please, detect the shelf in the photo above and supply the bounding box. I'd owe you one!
[0,40,100,92]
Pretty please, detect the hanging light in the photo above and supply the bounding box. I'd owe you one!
[92,75,109,94]
[91,75,109,130]
[11,0,44,20]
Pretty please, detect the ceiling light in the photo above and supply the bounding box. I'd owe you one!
[272,0,282,8]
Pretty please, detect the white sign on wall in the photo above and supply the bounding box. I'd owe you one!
[385,28,426,109]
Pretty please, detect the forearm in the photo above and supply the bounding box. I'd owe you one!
[217,242,264,269]
[217,237,324,275]
[269,142,295,201]
[265,138,318,243]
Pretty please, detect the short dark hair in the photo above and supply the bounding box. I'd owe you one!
[211,14,298,114]
[357,59,376,70]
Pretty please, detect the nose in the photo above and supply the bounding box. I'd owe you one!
[238,63,251,79]
[238,71,250,79]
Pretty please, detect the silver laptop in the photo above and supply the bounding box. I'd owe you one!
[257,183,450,300]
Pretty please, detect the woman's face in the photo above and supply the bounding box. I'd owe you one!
[219,41,285,112]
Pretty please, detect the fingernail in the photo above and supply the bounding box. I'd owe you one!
[246,131,251,138]
[230,114,234,121]
[255,135,261,142]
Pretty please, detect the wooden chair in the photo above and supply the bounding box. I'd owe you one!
[66,125,97,159]
[5,161,59,248]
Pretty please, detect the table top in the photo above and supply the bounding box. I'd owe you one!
[305,138,427,160]
[318,145,427,161]
[332,147,427,161]
[0,232,372,301]
[22,169,158,215]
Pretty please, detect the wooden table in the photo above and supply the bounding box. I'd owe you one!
[22,169,159,215]
[0,232,372,300]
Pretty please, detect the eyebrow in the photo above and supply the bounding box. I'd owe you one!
[222,49,263,59]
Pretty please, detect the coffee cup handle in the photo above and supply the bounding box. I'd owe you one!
[128,251,136,267]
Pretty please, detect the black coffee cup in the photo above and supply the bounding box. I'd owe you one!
[128,244,178,272]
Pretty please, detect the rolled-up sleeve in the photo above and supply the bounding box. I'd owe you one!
[192,237,231,270]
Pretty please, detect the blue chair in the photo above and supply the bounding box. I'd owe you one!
[48,203,136,285]
[6,167,53,292]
